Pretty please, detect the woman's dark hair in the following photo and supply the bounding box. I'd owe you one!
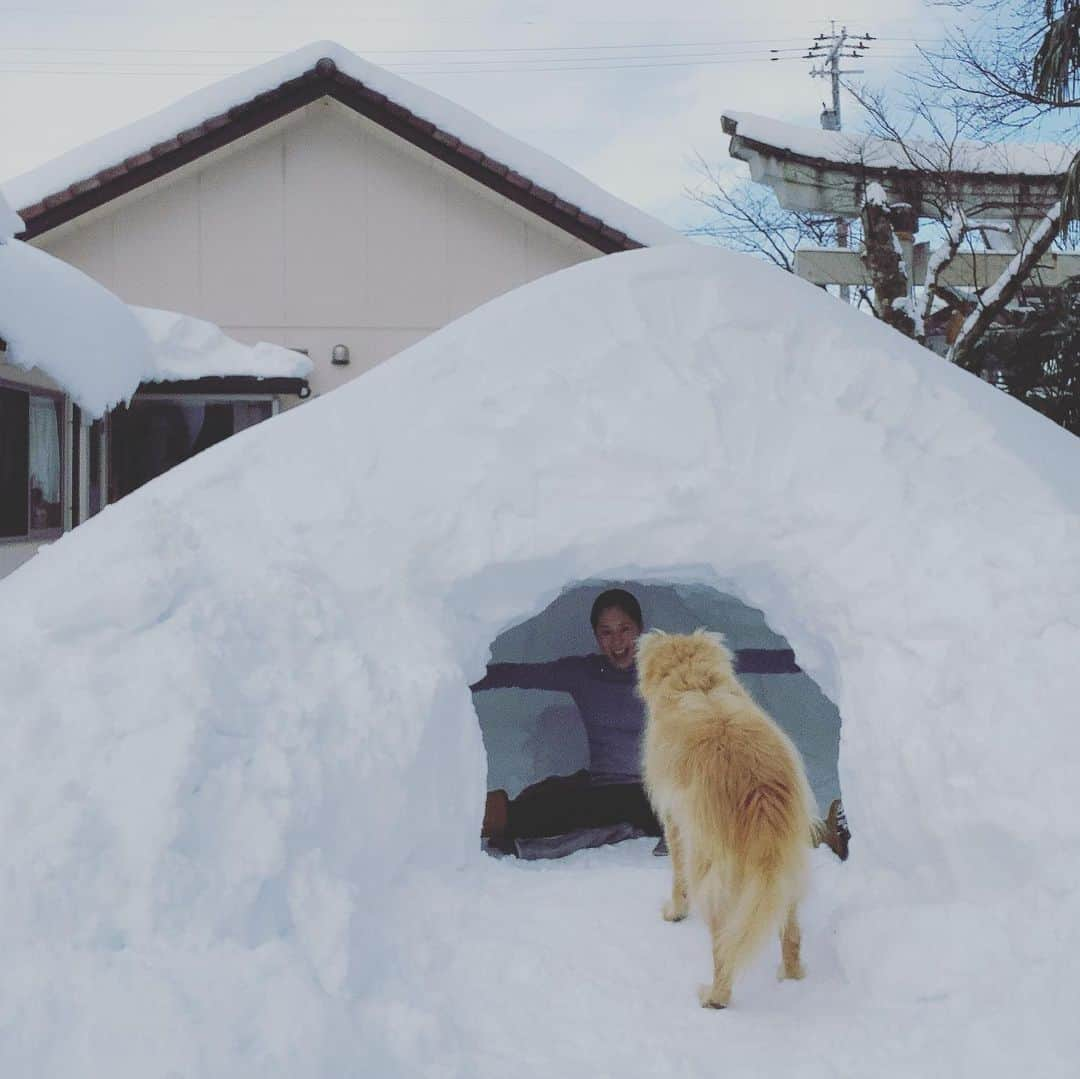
[589,588,644,631]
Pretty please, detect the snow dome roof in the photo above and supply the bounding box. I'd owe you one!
[0,246,1077,1075]
[4,41,684,251]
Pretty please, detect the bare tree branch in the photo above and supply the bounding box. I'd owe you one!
[685,155,845,273]
[949,201,1064,367]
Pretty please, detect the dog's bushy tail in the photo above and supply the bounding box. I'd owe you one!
[702,779,809,978]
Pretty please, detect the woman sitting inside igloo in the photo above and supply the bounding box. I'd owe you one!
[472,587,849,860]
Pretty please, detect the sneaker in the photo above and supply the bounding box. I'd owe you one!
[652,836,669,856]
[824,798,850,861]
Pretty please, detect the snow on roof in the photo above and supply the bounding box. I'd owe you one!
[0,238,150,417]
[0,188,23,239]
[0,238,309,417]
[3,40,684,249]
[723,110,1077,176]
[0,244,1076,1074]
[134,307,312,383]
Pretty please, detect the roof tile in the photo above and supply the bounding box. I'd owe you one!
[431,130,461,149]
[151,137,183,156]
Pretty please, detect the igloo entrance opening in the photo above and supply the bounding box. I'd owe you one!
[470,580,843,856]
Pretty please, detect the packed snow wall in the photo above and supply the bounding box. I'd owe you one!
[0,244,1077,1074]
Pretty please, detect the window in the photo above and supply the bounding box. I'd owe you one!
[0,383,65,540]
[108,397,274,501]
[87,419,106,519]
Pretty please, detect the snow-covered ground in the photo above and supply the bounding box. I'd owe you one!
[0,245,1077,1077]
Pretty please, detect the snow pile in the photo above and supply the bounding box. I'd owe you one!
[723,110,1076,176]
[0,238,151,417]
[3,41,685,250]
[134,306,313,382]
[0,245,1078,1077]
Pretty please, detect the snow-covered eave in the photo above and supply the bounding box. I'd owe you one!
[721,111,1075,180]
[0,264,310,417]
[0,237,151,418]
[721,111,1068,222]
[133,306,314,388]
[4,42,686,252]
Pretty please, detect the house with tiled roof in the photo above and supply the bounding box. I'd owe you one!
[0,41,682,577]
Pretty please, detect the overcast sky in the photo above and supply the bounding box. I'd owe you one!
[1,1,960,231]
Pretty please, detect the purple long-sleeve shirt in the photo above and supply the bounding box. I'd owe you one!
[471,648,799,784]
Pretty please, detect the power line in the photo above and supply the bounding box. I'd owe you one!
[0,36,923,56]
[0,52,924,78]
[0,39,823,56]
[0,59,820,77]
[0,47,816,69]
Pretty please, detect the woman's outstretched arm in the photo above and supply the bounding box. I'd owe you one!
[470,656,587,694]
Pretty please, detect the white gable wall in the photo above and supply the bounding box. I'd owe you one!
[35,99,600,399]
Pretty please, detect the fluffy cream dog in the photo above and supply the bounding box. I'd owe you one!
[637,630,816,1009]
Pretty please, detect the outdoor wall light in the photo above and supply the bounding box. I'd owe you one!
[331,344,351,366]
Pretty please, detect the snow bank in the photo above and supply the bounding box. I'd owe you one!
[0,245,1077,1076]
[3,41,685,250]
[134,306,313,382]
[0,238,150,417]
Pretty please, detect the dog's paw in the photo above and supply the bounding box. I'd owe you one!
[697,984,730,1010]
[777,961,806,981]
[662,900,688,922]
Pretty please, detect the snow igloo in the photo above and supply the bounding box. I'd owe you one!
[1,244,1078,1076]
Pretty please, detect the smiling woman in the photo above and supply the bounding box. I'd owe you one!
[471,587,661,851]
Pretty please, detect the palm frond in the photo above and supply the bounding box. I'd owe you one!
[1033,1,1080,103]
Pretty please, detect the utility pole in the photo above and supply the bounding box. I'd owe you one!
[805,22,873,132]
[804,23,873,300]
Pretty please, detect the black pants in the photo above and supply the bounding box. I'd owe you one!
[506,770,662,839]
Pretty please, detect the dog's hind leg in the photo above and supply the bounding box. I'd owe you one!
[778,904,806,981]
[699,908,734,1009]
[661,814,689,923]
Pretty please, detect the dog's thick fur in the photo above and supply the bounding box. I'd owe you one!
[637,630,816,1009]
